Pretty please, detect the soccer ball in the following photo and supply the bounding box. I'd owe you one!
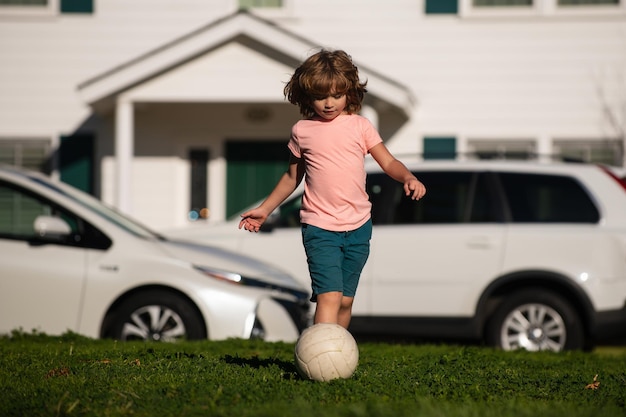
[294,323,359,381]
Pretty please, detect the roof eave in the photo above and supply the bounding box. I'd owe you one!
[77,10,415,117]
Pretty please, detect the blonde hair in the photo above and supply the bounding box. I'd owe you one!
[284,49,367,118]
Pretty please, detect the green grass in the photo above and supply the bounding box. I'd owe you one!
[1,332,625,417]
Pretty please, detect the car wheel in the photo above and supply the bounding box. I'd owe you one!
[108,289,206,342]
[486,288,584,352]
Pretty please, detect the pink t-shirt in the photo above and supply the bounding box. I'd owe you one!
[288,114,383,231]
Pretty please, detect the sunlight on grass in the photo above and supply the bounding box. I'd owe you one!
[0,333,625,417]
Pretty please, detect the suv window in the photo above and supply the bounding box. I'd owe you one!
[267,170,600,227]
[367,171,501,225]
[498,173,600,223]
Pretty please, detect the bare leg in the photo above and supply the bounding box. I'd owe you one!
[338,295,354,329]
[314,291,342,325]
[314,292,354,329]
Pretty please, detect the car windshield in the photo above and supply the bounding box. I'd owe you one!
[30,175,162,240]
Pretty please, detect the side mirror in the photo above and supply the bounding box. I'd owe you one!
[33,215,72,239]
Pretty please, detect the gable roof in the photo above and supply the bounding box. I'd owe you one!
[77,10,415,116]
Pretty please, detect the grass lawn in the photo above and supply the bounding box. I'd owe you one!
[1,332,624,417]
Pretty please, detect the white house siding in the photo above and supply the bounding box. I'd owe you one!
[1,0,625,230]
[276,6,626,151]
[0,1,232,135]
[110,100,300,228]
[122,42,293,104]
[101,41,299,226]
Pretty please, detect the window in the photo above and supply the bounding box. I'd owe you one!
[460,0,537,16]
[553,140,622,166]
[0,0,47,5]
[0,182,52,238]
[0,0,92,16]
[468,140,535,160]
[238,0,282,8]
[367,171,501,225]
[474,0,533,5]
[0,140,51,173]
[189,149,209,222]
[0,180,111,248]
[461,0,623,16]
[498,173,600,223]
[237,0,291,17]
[559,0,618,4]
[0,0,55,16]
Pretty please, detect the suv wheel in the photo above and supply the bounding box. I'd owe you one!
[107,290,207,341]
[486,288,584,352]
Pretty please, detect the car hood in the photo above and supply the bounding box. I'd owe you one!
[157,238,305,292]
[163,222,239,240]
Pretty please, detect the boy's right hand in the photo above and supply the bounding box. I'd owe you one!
[238,208,266,233]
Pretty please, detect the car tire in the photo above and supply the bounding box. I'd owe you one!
[107,289,207,342]
[485,288,584,352]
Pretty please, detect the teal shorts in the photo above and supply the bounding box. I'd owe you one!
[301,219,372,302]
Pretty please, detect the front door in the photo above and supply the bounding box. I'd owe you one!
[225,140,290,218]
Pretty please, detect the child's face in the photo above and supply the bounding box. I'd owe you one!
[311,93,347,120]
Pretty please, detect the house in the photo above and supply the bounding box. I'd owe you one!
[1,0,625,230]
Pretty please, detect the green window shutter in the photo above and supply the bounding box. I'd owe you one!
[60,0,92,13]
[59,134,94,194]
[425,0,458,14]
[226,141,289,218]
[424,137,457,160]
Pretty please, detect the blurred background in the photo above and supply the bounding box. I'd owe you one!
[0,0,625,231]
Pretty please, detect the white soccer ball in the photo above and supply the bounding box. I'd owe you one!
[294,323,359,381]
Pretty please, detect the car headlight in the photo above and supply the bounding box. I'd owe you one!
[193,265,308,300]
[193,265,242,284]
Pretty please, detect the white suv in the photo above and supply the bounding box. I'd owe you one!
[167,160,626,351]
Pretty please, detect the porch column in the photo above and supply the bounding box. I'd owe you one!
[115,97,134,215]
[537,134,552,163]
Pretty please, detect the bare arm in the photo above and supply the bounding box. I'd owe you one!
[369,143,426,200]
[239,152,305,232]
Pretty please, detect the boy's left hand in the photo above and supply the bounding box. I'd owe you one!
[405,177,426,200]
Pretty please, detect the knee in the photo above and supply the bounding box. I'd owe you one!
[340,296,354,310]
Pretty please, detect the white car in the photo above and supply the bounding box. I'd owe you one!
[166,159,626,351]
[0,166,309,343]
